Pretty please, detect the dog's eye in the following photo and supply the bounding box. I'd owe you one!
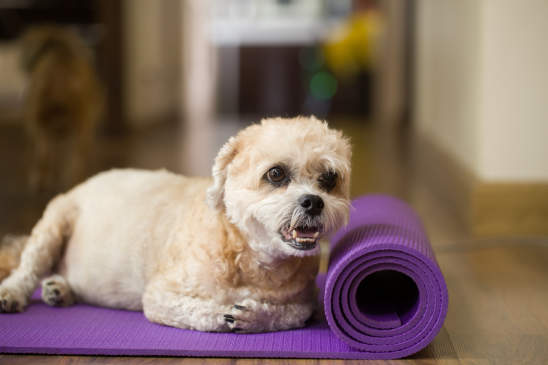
[318,171,337,192]
[266,166,288,186]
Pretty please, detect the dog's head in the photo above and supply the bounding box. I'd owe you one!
[207,116,351,260]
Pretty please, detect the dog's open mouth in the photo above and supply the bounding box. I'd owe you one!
[280,225,322,251]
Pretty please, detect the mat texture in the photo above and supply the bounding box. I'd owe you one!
[0,195,448,359]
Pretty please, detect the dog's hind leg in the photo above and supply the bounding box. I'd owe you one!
[0,195,76,312]
[41,274,75,307]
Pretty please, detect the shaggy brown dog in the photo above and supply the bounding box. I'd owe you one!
[20,25,103,191]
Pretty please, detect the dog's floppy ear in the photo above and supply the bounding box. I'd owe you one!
[206,136,239,210]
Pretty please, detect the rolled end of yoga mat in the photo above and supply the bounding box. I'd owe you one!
[324,195,448,359]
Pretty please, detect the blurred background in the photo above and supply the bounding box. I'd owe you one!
[1,1,548,363]
[0,0,547,238]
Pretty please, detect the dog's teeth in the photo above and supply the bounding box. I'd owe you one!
[313,232,319,239]
[292,230,297,239]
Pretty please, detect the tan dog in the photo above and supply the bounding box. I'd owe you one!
[20,25,103,191]
[0,117,351,332]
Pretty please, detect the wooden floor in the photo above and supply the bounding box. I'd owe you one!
[1,118,547,365]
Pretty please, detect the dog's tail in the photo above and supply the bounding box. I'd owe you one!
[0,235,28,282]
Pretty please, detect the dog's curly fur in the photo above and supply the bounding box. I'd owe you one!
[0,117,351,332]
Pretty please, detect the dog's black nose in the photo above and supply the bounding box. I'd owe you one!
[299,194,324,216]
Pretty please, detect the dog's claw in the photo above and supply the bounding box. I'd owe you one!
[225,300,263,332]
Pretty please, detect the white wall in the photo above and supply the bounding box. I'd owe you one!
[414,0,482,174]
[415,0,548,182]
[478,0,548,181]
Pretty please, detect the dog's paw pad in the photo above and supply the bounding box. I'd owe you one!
[41,279,73,307]
[0,288,26,313]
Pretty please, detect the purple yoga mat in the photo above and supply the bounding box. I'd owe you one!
[324,195,448,358]
[0,195,448,359]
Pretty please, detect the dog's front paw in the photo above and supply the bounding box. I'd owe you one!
[41,277,74,307]
[223,305,248,332]
[223,300,271,333]
[0,286,27,313]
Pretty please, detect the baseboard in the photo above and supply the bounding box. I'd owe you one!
[471,183,548,236]
[413,133,548,236]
